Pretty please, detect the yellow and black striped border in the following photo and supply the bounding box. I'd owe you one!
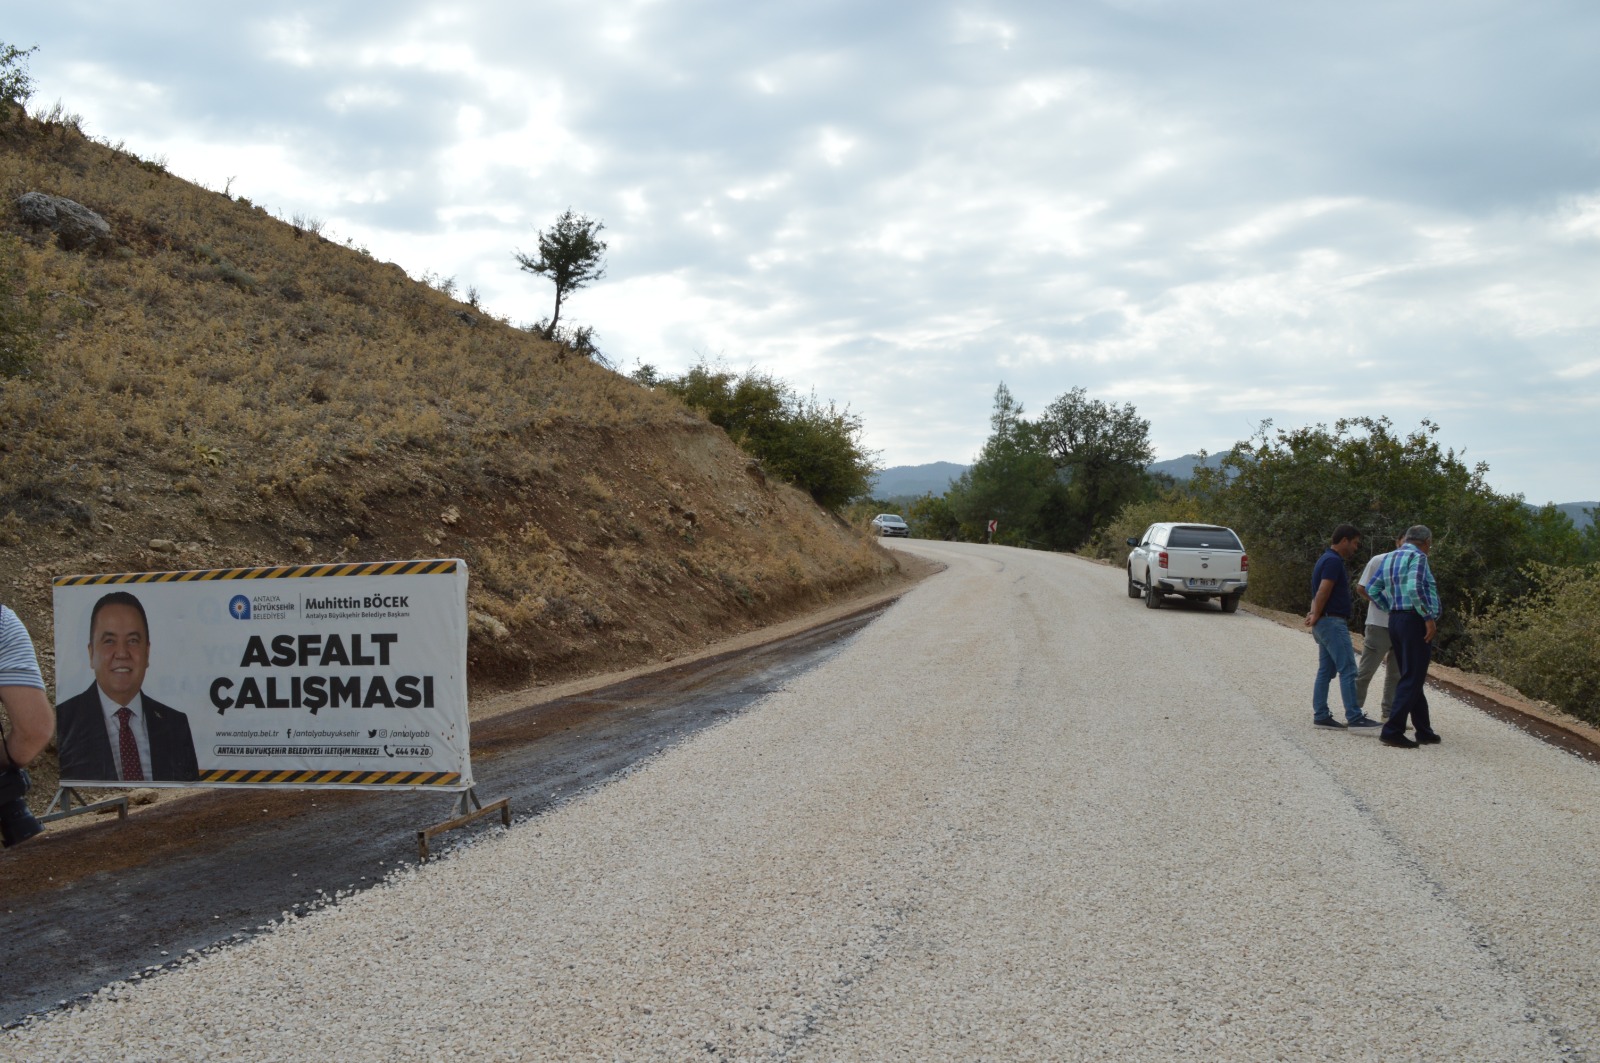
[200,769,462,786]
[54,558,460,588]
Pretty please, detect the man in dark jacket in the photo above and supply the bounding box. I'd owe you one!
[55,591,199,783]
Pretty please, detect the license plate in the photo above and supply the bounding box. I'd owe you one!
[1190,578,1217,588]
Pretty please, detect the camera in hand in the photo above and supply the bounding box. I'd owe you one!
[0,767,43,848]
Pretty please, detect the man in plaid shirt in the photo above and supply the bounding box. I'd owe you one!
[1366,525,1442,748]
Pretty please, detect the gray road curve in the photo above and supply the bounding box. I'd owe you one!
[8,541,1599,1061]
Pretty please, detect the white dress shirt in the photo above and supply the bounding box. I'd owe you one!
[97,686,153,781]
[1359,551,1393,630]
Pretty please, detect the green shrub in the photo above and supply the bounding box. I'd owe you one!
[1086,492,1209,562]
[210,262,258,291]
[650,361,878,511]
[1193,417,1532,660]
[1465,563,1600,726]
[907,491,961,541]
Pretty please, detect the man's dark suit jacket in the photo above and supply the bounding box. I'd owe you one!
[55,683,201,783]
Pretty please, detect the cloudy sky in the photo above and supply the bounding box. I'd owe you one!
[12,2,1600,503]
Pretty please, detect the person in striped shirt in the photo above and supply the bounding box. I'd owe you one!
[1368,525,1443,749]
[0,604,54,773]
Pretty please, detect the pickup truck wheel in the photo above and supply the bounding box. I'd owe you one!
[1127,567,1141,599]
[1220,593,1241,614]
[1144,572,1162,609]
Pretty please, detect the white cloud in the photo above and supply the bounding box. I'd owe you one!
[1556,194,1600,241]
[10,0,1600,503]
[325,83,406,112]
[816,127,855,167]
[260,15,318,69]
[1555,360,1600,381]
[952,12,1017,50]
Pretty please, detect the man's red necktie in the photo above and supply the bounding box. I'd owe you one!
[116,706,145,781]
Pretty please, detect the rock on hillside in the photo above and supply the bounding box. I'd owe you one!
[0,109,900,717]
[15,190,113,251]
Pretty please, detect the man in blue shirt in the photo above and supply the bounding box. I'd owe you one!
[1305,523,1382,730]
[1367,525,1443,749]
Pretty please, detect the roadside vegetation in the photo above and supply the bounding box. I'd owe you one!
[1465,563,1600,724]
[633,361,878,511]
[1182,418,1542,653]
[2,36,1591,752]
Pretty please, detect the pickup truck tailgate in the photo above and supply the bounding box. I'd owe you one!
[1164,548,1245,585]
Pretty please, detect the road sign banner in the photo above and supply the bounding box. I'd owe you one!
[52,559,471,791]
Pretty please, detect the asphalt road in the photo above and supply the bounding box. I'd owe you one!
[6,541,1600,1060]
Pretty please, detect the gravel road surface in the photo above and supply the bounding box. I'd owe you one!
[8,541,1599,1061]
[0,606,888,1024]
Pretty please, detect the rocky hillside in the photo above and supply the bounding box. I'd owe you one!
[0,109,899,733]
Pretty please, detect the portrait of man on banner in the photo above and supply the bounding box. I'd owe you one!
[55,590,200,784]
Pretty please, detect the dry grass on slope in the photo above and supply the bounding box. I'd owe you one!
[1,113,675,532]
[0,109,899,730]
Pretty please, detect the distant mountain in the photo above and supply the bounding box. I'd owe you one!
[1526,501,1596,531]
[1559,502,1597,530]
[872,455,1214,498]
[869,462,969,499]
[1147,453,1223,480]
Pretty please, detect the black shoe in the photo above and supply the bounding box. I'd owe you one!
[1415,732,1441,745]
[1314,717,1347,729]
[1347,715,1382,730]
[1380,733,1418,748]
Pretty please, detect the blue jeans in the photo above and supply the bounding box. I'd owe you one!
[1312,617,1360,722]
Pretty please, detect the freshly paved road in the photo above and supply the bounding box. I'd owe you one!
[8,541,1599,1061]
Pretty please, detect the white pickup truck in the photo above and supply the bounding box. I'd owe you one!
[1125,522,1249,613]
